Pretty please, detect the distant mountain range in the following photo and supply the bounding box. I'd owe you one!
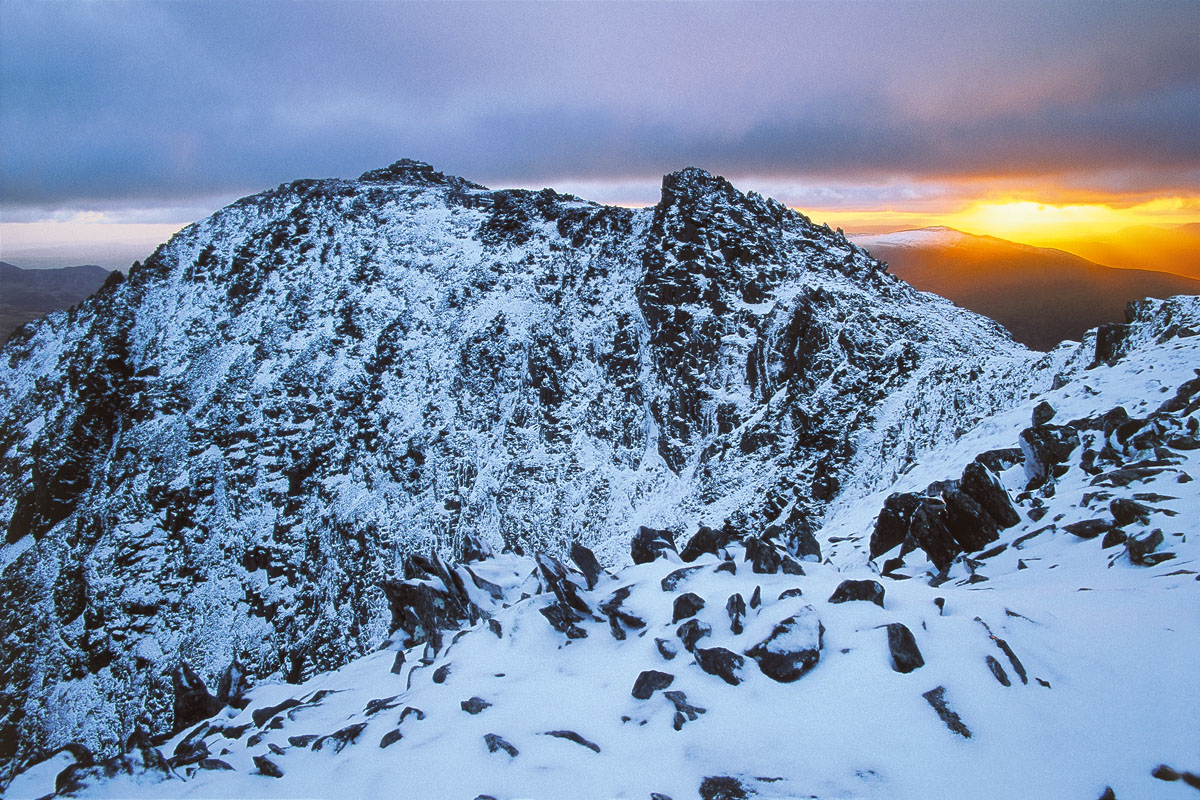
[1042,223,1200,280]
[0,262,112,340]
[851,227,1200,350]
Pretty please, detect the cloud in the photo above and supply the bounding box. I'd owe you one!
[1,0,1198,217]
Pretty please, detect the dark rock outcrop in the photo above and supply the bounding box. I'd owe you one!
[631,670,675,700]
[828,580,885,607]
[745,607,823,682]
[632,526,678,565]
[695,647,746,686]
[885,623,924,673]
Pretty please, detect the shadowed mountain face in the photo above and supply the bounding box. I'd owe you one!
[0,262,112,340]
[1044,223,1200,280]
[852,228,1200,350]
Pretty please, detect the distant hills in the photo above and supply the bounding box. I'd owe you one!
[0,262,112,340]
[1042,223,1200,280]
[852,227,1200,350]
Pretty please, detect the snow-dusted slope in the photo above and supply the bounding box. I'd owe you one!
[0,159,1120,768]
[11,298,1198,799]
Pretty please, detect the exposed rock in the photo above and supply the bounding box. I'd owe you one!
[960,461,1021,529]
[569,542,605,590]
[672,592,706,623]
[656,637,679,660]
[484,733,518,758]
[1110,498,1153,526]
[379,729,403,748]
[908,498,961,573]
[828,579,885,607]
[871,492,922,558]
[1151,764,1181,781]
[886,623,924,673]
[680,526,731,562]
[252,699,303,728]
[922,686,972,738]
[750,586,762,608]
[744,536,782,574]
[745,609,823,683]
[777,587,804,600]
[1032,401,1056,426]
[1019,424,1081,489]
[539,600,588,639]
[943,486,1001,553]
[1102,528,1128,548]
[288,734,318,748]
[664,690,707,729]
[253,755,283,778]
[390,650,406,675]
[198,758,234,771]
[632,526,678,564]
[215,660,251,710]
[460,534,493,563]
[399,706,426,724]
[726,593,746,634]
[313,722,368,753]
[985,655,1012,687]
[976,447,1024,473]
[1063,519,1118,539]
[1094,322,1131,366]
[661,565,706,591]
[461,697,492,715]
[1127,529,1166,565]
[432,664,452,684]
[364,695,401,716]
[676,619,713,651]
[542,730,601,753]
[699,775,751,800]
[632,670,675,700]
[695,647,746,686]
[172,663,221,733]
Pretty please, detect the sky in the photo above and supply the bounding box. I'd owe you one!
[2,0,1199,269]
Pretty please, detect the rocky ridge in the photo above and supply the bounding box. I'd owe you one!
[0,158,1136,767]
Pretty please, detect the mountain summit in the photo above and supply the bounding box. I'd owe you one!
[0,160,1137,769]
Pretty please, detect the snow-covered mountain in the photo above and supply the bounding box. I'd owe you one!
[850,227,1200,350]
[9,295,1200,800]
[0,160,1194,792]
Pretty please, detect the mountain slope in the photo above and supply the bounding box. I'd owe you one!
[1,161,1059,768]
[0,262,112,341]
[1044,222,1200,281]
[852,227,1200,350]
[9,297,1199,800]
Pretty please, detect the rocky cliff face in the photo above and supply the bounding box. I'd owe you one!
[0,160,1048,765]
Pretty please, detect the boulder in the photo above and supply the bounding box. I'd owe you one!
[172,663,222,733]
[885,623,924,673]
[484,733,518,758]
[253,755,283,778]
[743,535,783,574]
[943,486,1001,553]
[661,565,706,591]
[695,647,746,686]
[1127,529,1165,565]
[680,526,731,562]
[1019,424,1081,489]
[312,722,367,753]
[1110,498,1153,526]
[699,775,751,800]
[569,542,605,590]
[745,606,823,682]
[985,655,1011,687]
[908,498,961,572]
[664,690,706,729]
[975,447,1024,472]
[461,697,492,715]
[632,526,677,564]
[676,619,712,651]
[828,579,885,608]
[672,592,705,623]
[215,659,251,710]
[960,461,1021,528]
[922,686,971,738]
[726,594,746,634]
[1063,519,1117,539]
[870,492,922,558]
[631,670,675,699]
[656,637,678,660]
[1032,401,1056,426]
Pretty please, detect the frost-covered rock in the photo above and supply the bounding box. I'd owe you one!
[744,606,823,682]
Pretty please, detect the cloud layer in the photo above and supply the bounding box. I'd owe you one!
[2,0,1198,218]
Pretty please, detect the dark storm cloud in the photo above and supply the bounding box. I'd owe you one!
[2,0,1198,214]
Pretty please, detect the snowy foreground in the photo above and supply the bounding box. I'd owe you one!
[11,311,1200,799]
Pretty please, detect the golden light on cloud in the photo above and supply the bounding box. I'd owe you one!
[942,197,1200,245]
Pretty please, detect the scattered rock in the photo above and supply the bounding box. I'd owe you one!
[960,461,1021,529]
[656,637,679,660]
[661,565,706,591]
[922,686,972,738]
[699,775,750,800]
[172,663,222,733]
[828,579,885,607]
[632,670,675,700]
[484,733,518,758]
[1019,424,1081,489]
[909,498,962,573]
[664,690,706,729]
[672,592,706,623]
[461,697,492,715]
[680,526,731,562]
[745,606,823,682]
[886,623,924,673]
[570,542,605,589]
[944,486,1001,553]
[364,695,402,716]
[1110,498,1153,526]
[1032,401,1056,426]
[1064,518,1118,539]
[312,722,367,753]
[749,586,762,609]
[985,655,1011,687]
[399,706,425,724]
[744,536,783,574]
[632,526,678,564]
[1127,529,1165,564]
[215,659,252,710]
[253,755,283,778]
[1151,764,1180,781]
[198,758,234,771]
[777,587,804,600]
[1102,528,1128,548]
[432,664,452,684]
[726,593,746,634]
[542,730,601,753]
[539,601,588,639]
[390,650,406,675]
[976,447,1024,473]
[677,619,713,651]
[252,699,303,728]
[695,647,746,686]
